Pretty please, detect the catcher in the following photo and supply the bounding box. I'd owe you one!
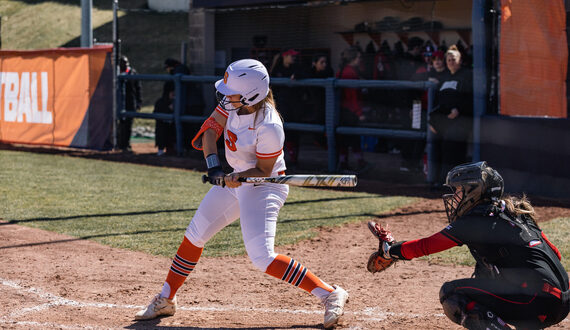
[367,161,569,329]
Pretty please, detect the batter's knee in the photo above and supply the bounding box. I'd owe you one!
[246,249,277,272]
[184,212,208,248]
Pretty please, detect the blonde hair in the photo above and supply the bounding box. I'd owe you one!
[445,45,462,61]
[249,89,283,129]
[503,194,537,223]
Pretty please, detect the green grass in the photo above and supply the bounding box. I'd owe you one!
[420,217,570,270]
[0,150,414,257]
[0,0,190,108]
[0,0,121,51]
[541,218,570,270]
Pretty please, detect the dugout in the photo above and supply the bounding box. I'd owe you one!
[185,0,570,198]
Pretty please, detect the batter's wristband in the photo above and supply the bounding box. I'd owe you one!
[388,241,408,260]
[206,153,221,169]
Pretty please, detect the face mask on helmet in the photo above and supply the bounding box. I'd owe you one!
[443,161,504,223]
[215,59,270,111]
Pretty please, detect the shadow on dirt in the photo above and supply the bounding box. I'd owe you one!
[126,317,325,329]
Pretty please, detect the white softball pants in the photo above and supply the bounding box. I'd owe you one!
[185,182,289,271]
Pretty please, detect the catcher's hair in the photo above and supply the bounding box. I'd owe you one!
[502,194,537,223]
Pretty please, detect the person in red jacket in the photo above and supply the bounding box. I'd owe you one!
[367,161,569,329]
[336,46,367,172]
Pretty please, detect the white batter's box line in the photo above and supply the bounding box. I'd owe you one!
[1,277,443,320]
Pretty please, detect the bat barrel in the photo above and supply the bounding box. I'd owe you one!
[253,174,357,187]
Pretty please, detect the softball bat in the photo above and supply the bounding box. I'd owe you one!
[202,174,357,187]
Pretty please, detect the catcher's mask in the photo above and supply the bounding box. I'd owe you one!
[215,59,270,111]
[443,161,504,223]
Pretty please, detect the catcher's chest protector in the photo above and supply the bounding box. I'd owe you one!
[491,212,569,290]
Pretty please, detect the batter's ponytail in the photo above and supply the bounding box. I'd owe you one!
[250,88,283,128]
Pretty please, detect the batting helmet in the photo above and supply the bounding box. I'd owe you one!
[215,59,270,111]
[443,161,504,223]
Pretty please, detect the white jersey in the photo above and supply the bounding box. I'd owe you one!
[215,104,286,175]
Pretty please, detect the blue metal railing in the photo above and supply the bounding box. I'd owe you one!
[118,74,437,180]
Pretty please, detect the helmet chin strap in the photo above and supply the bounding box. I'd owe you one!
[216,92,247,111]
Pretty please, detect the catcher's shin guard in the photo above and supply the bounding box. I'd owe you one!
[461,302,512,330]
[440,293,511,330]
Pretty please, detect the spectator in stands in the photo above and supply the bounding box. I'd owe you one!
[393,36,426,81]
[270,49,303,167]
[427,50,448,84]
[117,56,142,152]
[428,45,473,187]
[164,58,205,154]
[373,41,394,80]
[337,46,368,172]
[154,82,176,156]
[304,54,334,149]
[392,37,426,172]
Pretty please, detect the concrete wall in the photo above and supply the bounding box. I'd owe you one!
[148,0,189,12]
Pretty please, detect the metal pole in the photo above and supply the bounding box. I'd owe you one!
[81,0,93,47]
[174,74,184,156]
[471,0,488,162]
[426,84,436,183]
[181,42,188,66]
[325,78,337,172]
[112,0,119,149]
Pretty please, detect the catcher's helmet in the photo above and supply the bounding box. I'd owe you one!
[443,161,504,223]
[215,59,269,111]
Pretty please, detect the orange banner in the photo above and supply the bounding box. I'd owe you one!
[0,46,112,148]
[499,0,568,117]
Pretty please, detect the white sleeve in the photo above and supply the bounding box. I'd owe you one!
[255,123,284,159]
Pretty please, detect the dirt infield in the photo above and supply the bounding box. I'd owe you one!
[1,144,569,329]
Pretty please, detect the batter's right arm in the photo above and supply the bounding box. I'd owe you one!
[201,110,228,186]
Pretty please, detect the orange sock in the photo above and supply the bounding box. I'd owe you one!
[164,236,203,299]
[265,254,333,295]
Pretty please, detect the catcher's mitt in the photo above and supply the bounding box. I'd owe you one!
[366,221,396,273]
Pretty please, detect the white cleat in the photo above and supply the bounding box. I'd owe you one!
[135,294,177,320]
[323,285,349,328]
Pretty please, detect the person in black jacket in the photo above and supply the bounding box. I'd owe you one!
[304,54,334,148]
[270,49,303,167]
[164,58,205,154]
[117,56,142,152]
[367,161,569,329]
[154,82,176,156]
[428,45,473,186]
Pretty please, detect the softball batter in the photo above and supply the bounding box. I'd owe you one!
[135,59,348,328]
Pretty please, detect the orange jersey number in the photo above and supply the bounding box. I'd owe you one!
[225,130,238,152]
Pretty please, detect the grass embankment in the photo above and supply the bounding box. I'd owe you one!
[0,0,190,111]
